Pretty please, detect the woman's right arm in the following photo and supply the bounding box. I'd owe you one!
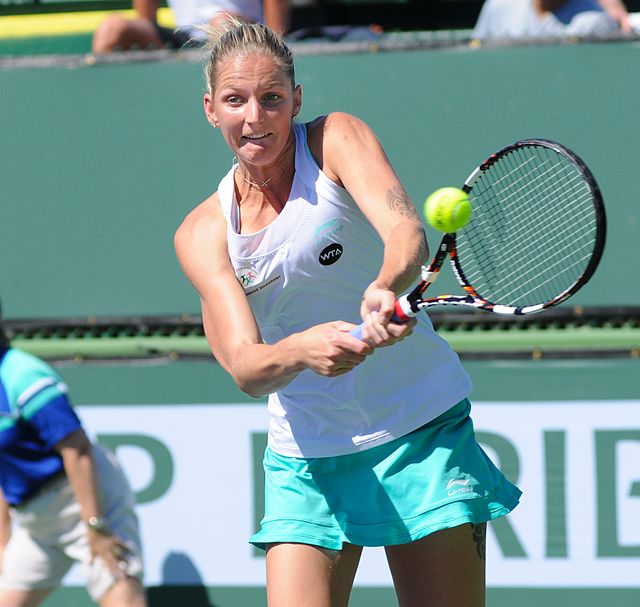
[174,196,373,397]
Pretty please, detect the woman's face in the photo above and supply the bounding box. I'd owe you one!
[205,53,301,168]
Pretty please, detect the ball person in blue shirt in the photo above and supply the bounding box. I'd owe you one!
[0,306,147,607]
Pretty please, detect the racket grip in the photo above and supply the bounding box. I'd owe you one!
[349,297,414,340]
[349,323,367,340]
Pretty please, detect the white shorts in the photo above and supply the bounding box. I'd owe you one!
[0,444,144,601]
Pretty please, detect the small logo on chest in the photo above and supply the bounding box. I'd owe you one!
[236,266,260,288]
[319,243,343,266]
[314,218,344,244]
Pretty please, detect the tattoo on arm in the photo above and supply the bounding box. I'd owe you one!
[472,523,487,561]
[386,185,419,218]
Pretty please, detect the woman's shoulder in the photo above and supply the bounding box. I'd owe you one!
[173,193,238,294]
[176,193,221,236]
[306,112,370,141]
[305,112,375,170]
[174,193,226,256]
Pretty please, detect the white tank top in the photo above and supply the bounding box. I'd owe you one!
[218,121,473,457]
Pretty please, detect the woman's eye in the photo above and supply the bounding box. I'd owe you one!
[227,96,243,105]
[263,94,280,103]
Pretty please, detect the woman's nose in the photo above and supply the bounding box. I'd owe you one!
[246,98,263,123]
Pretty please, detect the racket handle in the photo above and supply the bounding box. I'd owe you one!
[349,297,415,340]
[349,323,367,340]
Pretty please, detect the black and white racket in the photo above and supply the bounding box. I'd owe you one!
[351,138,606,339]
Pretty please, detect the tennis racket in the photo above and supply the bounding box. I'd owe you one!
[350,138,606,339]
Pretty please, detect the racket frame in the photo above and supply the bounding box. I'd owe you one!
[402,138,607,318]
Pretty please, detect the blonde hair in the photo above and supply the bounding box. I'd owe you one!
[201,19,295,96]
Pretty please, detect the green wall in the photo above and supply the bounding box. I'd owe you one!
[1,41,639,319]
[52,357,640,405]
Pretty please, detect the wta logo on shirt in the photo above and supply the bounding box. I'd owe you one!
[315,219,344,266]
[319,243,343,266]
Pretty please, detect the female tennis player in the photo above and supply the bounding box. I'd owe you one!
[174,20,521,607]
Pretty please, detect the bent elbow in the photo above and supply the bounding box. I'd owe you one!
[233,374,269,399]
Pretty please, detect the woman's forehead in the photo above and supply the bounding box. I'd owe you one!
[218,51,278,74]
[216,53,288,86]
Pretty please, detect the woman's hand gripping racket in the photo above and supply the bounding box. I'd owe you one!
[350,138,607,340]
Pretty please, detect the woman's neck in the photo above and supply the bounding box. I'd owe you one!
[236,131,296,192]
[233,130,297,233]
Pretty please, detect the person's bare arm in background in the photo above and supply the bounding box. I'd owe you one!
[598,0,632,32]
[264,0,290,35]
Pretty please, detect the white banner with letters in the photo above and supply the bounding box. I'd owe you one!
[67,400,640,588]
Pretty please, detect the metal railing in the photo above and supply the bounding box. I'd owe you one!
[5,306,639,363]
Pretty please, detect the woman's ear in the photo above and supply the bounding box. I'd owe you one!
[292,84,302,118]
[204,94,219,127]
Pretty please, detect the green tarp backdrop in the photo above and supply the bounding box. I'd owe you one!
[1,41,640,318]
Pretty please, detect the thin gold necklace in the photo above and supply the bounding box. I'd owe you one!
[239,171,276,189]
[234,150,295,190]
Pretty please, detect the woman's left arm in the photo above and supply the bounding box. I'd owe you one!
[316,112,428,343]
[56,429,129,578]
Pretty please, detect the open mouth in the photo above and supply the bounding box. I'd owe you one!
[242,133,270,142]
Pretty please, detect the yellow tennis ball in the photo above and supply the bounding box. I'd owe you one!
[423,187,472,233]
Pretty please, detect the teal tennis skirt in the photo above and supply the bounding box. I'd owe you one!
[250,399,521,551]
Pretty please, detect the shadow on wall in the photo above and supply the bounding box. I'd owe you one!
[147,551,218,607]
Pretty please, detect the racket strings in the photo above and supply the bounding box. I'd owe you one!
[470,191,594,302]
[457,145,598,307]
[469,158,596,303]
[473,171,594,291]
